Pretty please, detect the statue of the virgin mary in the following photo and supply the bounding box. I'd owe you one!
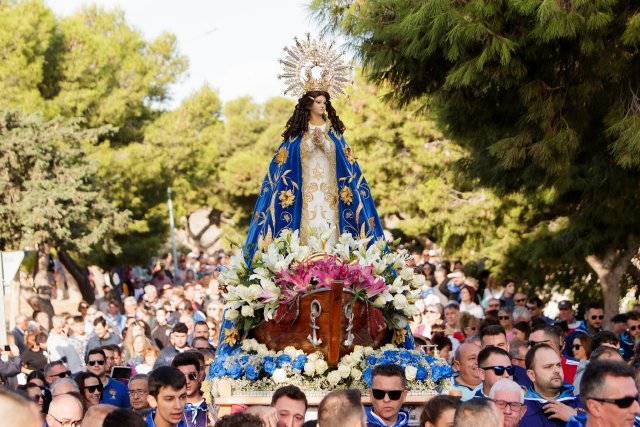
[243,35,385,262]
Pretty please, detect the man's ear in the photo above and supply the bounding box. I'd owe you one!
[477,368,486,382]
[452,359,460,371]
[526,368,536,384]
[147,394,158,409]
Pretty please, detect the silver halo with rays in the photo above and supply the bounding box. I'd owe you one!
[277,33,353,99]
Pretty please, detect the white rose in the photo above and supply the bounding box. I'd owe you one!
[272,368,288,384]
[373,295,387,308]
[284,346,300,358]
[363,347,375,356]
[338,364,351,379]
[315,360,329,375]
[241,305,255,317]
[351,368,362,381]
[226,309,239,321]
[405,366,417,382]
[303,361,316,376]
[400,268,414,281]
[307,352,320,362]
[241,339,257,352]
[256,344,269,356]
[327,370,342,386]
[393,294,408,311]
[341,355,354,367]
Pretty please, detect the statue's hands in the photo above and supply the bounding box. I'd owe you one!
[312,127,324,147]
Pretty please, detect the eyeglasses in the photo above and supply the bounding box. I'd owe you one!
[572,344,582,350]
[498,316,510,320]
[88,359,105,366]
[480,365,514,376]
[129,389,147,396]
[371,389,404,401]
[85,385,103,393]
[590,315,604,320]
[425,310,439,314]
[527,339,551,348]
[51,370,71,379]
[185,372,198,381]
[589,394,639,408]
[491,399,523,411]
[514,298,525,303]
[47,413,82,427]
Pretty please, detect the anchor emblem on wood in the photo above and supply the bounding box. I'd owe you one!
[343,303,355,346]
[307,299,323,346]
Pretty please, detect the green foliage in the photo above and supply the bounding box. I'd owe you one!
[0,110,129,253]
[313,0,640,293]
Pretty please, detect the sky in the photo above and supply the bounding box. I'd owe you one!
[44,0,340,108]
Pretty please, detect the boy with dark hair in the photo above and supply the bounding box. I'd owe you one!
[155,323,190,369]
[367,364,409,427]
[247,384,307,427]
[146,366,187,427]
[474,347,513,399]
[172,352,209,427]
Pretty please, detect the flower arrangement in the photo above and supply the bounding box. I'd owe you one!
[203,340,453,400]
[221,227,426,333]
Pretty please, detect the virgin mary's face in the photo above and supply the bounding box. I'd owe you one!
[310,95,327,117]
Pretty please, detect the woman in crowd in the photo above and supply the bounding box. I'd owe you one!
[431,334,453,364]
[512,321,531,343]
[21,332,49,372]
[457,312,481,343]
[74,371,103,412]
[420,395,459,427]
[135,345,160,374]
[122,321,148,365]
[19,382,44,413]
[459,285,484,319]
[481,276,504,307]
[572,332,592,361]
[498,308,515,342]
[423,304,444,338]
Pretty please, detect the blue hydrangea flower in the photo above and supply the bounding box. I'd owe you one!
[292,355,306,371]
[239,355,250,365]
[277,354,292,367]
[212,362,227,378]
[367,355,377,365]
[264,360,277,375]
[245,365,260,381]
[228,365,243,379]
[416,366,428,381]
[363,367,372,388]
[431,364,454,382]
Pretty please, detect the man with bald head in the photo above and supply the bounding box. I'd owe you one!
[46,394,84,427]
[452,341,482,400]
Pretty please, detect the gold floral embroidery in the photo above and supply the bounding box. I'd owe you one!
[340,186,353,205]
[303,182,318,203]
[275,147,288,166]
[222,328,239,346]
[392,328,407,345]
[279,189,295,208]
[344,147,356,164]
[312,165,324,179]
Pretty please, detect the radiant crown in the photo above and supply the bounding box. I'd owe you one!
[278,34,353,99]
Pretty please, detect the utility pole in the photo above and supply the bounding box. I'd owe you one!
[167,187,178,274]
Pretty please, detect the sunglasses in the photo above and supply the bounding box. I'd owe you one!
[589,394,639,409]
[498,316,510,320]
[86,385,103,393]
[88,360,105,366]
[590,315,604,320]
[480,365,514,376]
[52,370,71,379]
[371,389,404,401]
[186,372,198,381]
[526,306,537,311]
[630,325,640,332]
[464,326,478,331]
[572,344,582,350]
[514,299,525,303]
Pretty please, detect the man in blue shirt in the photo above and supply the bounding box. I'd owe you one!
[521,344,583,427]
[86,348,130,408]
[366,364,410,427]
[145,366,187,427]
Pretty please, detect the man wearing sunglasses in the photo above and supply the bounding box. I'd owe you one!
[44,360,72,387]
[577,360,640,427]
[474,347,514,399]
[619,312,640,361]
[521,344,583,427]
[366,364,409,427]
[172,352,209,427]
[86,348,130,409]
[563,302,604,360]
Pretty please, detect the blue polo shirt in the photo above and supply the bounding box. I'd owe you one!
[100,376,131,408]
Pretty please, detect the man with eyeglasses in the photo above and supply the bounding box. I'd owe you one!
[520,344,584,427]
[46,393,84,427]
[172,352,210,427]
[489,379,527,427]
[452,342,482,401]
[129,374,151,416]
[619,312,640,361]
[474,347,514,399]
[574,360,640,427]
[85,348,130,408]
[366,364,409,427]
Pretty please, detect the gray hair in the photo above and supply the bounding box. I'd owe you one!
[51,378,80,395]
[488,379,524,403]
[51,316,65,328]
[44,361,66,377]
[512,306,530,324]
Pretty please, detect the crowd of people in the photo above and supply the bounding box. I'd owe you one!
[0,249,639,427]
